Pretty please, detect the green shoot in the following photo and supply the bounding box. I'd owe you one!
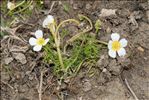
[95,19,101,34]
[43,14,107,80]
[62,3,70,13]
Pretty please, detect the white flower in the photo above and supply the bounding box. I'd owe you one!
[43,15,55,28]
[29,30,49,51]
[108,33,128,58]
[7,1,15,10]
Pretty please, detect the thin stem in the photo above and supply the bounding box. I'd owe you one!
[52,33,65,69]
[13,0,26,9]
[78,14,93,30]
[56,43,65,69]
[53,19,80,70]
[14,0,33,14]
[49,25,65,70]
[6,0,26,15]
[39,71,43,100]
[56,19,80,34]
[67,14,93,43]
[64,14,93,53]
[125,79,139,100]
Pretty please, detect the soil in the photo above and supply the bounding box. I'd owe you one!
[1,0,149,100]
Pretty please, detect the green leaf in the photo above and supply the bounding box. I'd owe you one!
[95,19,101,34]
[63,3,70,13]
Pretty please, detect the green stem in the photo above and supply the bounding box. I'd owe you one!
[53,19,80,70]
[6,0,26,15]
[78,14,93,30]
[54,35,65,70]
[49,25,65,70]
[57,45,65,69]
[56,19,80,34]
[14,0,33,14]
[67,14,93,43]
[64,14,93,53]
[14,0,26,9]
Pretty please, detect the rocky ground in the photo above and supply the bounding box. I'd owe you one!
[1,0,149,100]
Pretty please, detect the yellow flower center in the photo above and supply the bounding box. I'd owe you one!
[36,38,45,45]
[112,41,121,51]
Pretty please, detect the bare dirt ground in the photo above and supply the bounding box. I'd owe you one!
[1,0,149,100]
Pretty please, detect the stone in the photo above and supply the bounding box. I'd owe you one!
[99,9,117,17]
[86,4,92,9]
[82,80,92,92]
[1,72,10,81]
[108,59,121,75]
[4,57,14,64]
[13,53,27,64]
[96,55,109,69]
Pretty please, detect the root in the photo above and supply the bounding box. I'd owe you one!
[38,71,43,100]
[125,78,139,100]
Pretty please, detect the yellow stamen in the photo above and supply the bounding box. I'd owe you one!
[36,38,45,45]
[112,41,121,51]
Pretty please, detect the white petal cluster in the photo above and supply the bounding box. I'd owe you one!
[29,15,55,52]
[108,33,128,58]
[42,15,54,28]
[29,30,49,51]
[7,1,15,10]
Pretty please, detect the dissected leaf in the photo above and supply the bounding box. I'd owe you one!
[95,19,101,34]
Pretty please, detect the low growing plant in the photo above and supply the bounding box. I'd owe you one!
[29,14,128,81]
[41,14,107,80]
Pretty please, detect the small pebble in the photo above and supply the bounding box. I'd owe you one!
[4,57,14,64]
[13,53,27,64]
[137,46,144,52]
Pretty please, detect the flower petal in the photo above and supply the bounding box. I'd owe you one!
[35,30,43,38]
[111,33,120,41]
[117,48,126,57]
[43,38,49,45]
[108,49,116,58]
[43,15,54,28]
[43,20,49,28]
[120,38,127,47]
[33,45,42,51]
[108,40,112,49]
[7,2,15,10]
[29,37,37,46]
